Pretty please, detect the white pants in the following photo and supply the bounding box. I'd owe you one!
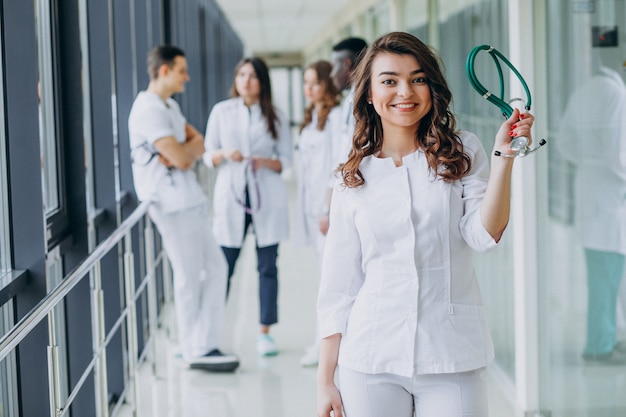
[338,367,489,417]
[304,212,326,347]
[149,204,228,361]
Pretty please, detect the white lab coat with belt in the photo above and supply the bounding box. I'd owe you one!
[204,97,292,248]
[557,66,626,254]
[293,107,342,249]
[317,131,499,377]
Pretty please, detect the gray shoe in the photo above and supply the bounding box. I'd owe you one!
[188,349,240,372]
[614,341,626,353]
[583,348,626,365]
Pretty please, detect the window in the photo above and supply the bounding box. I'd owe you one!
[405,0,429,39]
[35,0,68,248]
[540,1,626,415]
[36,0,60,216]
[0,302,19,417]
[370,3,390,38]
[0,21,18,417]
[0,29,9,275]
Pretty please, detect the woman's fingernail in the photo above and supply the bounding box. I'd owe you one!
[519,114,525,119]
[511,124,517,129]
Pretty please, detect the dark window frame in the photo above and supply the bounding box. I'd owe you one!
[43,0,71,251]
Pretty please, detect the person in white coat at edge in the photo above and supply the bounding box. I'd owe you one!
[128,45,238,372]
[556,54,626,365]
[293,60,342,367]
[316,32,536,417]
[203,57,292,357]
[329,37,369,168]
[315,38,369,247]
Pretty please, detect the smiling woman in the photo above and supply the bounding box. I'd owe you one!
[316,31,536,417]
[369,53,432,156]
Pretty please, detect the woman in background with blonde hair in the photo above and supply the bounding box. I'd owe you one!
[293,60,342,367]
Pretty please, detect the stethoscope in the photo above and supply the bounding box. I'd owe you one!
[466,45,547,157]
[131,142,175,184]
[231,157,261,215]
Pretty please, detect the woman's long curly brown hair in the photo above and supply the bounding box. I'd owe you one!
[299,60,342,133]
[342,32,471,188]
[230,57,280,139]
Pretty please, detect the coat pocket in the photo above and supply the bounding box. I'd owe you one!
[444,303,490,362]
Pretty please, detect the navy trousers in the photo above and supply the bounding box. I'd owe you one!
[221,201,279,326]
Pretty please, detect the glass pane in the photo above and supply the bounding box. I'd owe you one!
[542,0,626,415]
[371,3,390,38]
[269,66,303,144]
[1,27,18,416]
[440,0,515,380]
[0,302,18,417]
[35,0,60,216]
[290,67,304,129]
[0,18,9,274]
[269,68,291,122]
[406,0,429,41]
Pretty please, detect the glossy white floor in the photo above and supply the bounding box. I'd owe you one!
[116,196,517,417]
[115,173,626,417]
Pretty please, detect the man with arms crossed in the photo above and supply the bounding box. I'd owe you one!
[128,45,239,371]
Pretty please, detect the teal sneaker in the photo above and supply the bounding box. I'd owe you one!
[256,334,278,356]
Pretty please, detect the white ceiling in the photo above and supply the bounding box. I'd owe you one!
[213,0,353,55]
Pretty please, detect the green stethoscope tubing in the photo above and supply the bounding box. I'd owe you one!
[465,44,532,119]
[466,45,546,155]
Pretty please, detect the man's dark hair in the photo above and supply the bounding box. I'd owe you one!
[332,37,368,68]
[147,45,186,80]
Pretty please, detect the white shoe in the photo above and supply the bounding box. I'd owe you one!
[300,344,319,367]
[256,334,278,356]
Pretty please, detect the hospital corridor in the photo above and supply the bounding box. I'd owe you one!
[1,1,626,416]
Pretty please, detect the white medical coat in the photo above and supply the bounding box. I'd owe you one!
[332,87,356,168]
[128,91,207,213]
[557,66,626,254]
[293,107,341,246]
[203,97,292,248]
[317,131,499,377]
